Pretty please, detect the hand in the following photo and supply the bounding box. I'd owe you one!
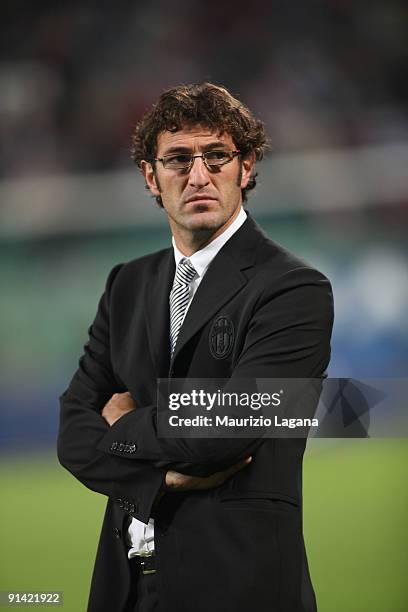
[102,392,136,426]
[164,456,252,491]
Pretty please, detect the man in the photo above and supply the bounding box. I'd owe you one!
[58,82,333,612]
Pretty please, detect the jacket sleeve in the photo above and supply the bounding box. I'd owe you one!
[57,264,166,524]
[96,267,334,473]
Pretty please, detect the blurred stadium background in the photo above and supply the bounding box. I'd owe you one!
[0,1,407,610]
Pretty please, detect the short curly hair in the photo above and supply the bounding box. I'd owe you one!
[131,82,268,207]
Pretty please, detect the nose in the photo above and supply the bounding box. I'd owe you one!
[188,155,210,188]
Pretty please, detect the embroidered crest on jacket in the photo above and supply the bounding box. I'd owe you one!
[209,315,234,359]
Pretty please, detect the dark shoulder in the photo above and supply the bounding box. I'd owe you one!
[113,246,172,276]
[228,219,333,329]
[125,246,172,271]
[239,216,330,284]
[103,247,172,296]
[252,235,333,328]
[258,235,327,280]
[255,235,332,293]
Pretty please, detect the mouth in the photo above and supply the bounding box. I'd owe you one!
[185,195,218,206]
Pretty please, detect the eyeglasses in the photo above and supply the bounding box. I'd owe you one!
[153,150,240,171]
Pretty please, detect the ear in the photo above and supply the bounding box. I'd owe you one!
[141,160,161,197]
[240,153,256,189]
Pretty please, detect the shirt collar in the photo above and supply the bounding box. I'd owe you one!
[172,207,247,278]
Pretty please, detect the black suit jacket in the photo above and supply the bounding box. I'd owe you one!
[58,215,334,612]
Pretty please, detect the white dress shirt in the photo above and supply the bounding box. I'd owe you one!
[127,207,247,557]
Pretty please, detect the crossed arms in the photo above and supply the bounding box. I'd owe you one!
[102,390,252,490]
[57,263,333,522]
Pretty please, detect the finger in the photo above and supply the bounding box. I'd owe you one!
[222,456,252,477]
[231,456,252,470]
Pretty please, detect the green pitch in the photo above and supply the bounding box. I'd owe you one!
[0,440,407,611]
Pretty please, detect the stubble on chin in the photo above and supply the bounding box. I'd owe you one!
[168,211,225,252]
[185,211,225,234]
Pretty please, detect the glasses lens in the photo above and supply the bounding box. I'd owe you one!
[161,151,236,170]
[204,151,233,166]
[163,154,192,169]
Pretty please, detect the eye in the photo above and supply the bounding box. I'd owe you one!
[164,154,192,166]
[205,151,230,164]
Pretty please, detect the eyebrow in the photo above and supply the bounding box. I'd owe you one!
[161,141,231,156]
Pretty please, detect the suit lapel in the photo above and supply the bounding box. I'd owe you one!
[144,248,175,377]
[171,215,263,364]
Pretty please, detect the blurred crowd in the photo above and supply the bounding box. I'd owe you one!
[1,0,407,179]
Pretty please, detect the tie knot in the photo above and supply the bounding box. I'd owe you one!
[174,258,197,285]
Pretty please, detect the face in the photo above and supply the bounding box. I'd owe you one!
[141,126,255,246]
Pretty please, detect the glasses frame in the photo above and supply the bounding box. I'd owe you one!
[152,150,241,172]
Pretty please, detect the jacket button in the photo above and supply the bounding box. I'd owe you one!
[114,527,121,539]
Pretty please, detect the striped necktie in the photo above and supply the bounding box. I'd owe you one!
[169,258,197,355]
